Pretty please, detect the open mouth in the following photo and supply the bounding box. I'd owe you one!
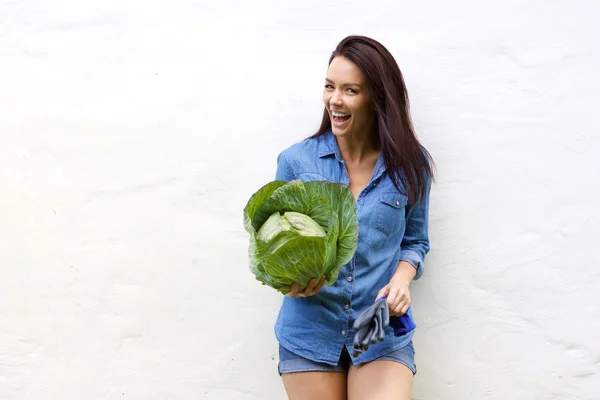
[332,111,351,124]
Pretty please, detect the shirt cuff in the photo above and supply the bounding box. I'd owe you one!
[399,249,424,280]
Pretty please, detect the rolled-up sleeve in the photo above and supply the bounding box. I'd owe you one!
[399,177,431,280]
[275,151,295,182]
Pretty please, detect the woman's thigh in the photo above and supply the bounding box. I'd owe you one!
[278,345,347,400]
[347,360,413,400]
[281,371,347,400]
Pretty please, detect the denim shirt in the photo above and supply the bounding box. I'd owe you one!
[273,130,431,366]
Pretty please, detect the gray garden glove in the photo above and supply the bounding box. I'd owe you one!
[352,297,390,357]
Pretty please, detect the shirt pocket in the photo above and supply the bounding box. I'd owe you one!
[376,191,408,236]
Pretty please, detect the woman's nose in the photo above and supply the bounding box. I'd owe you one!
[330,92,343,106]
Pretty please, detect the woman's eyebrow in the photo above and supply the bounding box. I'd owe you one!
[325,78,361,87]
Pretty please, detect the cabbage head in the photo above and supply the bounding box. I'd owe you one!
[243,180,358,294]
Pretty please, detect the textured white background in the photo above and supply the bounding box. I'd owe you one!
[1,1,599,399]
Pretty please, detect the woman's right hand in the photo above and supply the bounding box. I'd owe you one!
[287,276,326,298]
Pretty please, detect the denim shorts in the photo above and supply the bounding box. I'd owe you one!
[278,342,416,375]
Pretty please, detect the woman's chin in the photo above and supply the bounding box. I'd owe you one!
[331,122,351,137]
[332,127,356,138]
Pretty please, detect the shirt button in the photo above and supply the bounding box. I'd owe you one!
[347,276,353,282]
[396,200,400,206]
[341,330,346,335]
[344,304,350,310]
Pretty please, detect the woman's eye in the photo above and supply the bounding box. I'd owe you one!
[347,88,357,94]
[324,84,334,89]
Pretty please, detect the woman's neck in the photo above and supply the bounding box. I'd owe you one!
[336,132,379,164]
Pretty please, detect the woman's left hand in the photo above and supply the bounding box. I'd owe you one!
[376,277,411,316]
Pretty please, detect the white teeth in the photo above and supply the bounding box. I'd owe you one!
[332,111,350,117]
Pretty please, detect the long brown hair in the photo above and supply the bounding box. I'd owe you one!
[310,35,434,205]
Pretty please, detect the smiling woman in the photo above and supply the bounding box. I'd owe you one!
[272,35,435,400]
[313,36,433,206]
[323,60,375,139]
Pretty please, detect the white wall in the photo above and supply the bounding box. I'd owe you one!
[1,1,599,399]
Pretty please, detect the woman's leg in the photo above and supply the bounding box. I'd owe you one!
[347,361,413,400]
[281,371,347,400]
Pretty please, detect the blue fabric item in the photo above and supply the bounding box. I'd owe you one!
[376,296,417,337]
[273,130,431,366]
[278,342,417,375]
[390,312,417,337]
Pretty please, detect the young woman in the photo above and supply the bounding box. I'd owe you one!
[273,35,434,400]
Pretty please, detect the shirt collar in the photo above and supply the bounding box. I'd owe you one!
[317,130,339,159]
[373,151,386,177]
[318,130,387,176]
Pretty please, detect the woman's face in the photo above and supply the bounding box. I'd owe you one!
[323,56,375,139]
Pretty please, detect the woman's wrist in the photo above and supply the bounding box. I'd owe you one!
[392,261,417,285]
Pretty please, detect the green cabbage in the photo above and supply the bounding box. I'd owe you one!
[243,179,358,294]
